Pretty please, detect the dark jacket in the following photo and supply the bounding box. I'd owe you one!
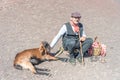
[62,22,83,50]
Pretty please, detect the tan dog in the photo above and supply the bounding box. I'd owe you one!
[13,41,57,74]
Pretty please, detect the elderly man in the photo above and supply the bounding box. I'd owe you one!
[50,12,93,65]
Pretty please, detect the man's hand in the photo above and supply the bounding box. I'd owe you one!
[80,37,86,42]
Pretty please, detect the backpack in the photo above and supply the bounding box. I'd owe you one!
[88,37,107,62]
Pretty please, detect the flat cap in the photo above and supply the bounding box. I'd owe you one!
[71,12,81,18]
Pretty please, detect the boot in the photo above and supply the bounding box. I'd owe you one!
[69,53,76,65]
[76,52,82,63]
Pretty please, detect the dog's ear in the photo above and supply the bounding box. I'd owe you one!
[42,41,50,52]
[39,41,46,55]
[43,41,50,53]
[39,41,44,49]
[39,41,51,55]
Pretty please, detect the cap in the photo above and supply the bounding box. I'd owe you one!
[71,12,81,18]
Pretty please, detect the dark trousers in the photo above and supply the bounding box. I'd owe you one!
[63,38,93,58]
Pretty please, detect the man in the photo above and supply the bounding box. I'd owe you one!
[50,12,93,65]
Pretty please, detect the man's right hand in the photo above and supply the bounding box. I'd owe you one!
[80,37,86,42]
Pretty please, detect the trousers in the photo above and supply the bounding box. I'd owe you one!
[63,38,93,58]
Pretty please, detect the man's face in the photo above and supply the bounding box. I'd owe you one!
[71,17,80,24]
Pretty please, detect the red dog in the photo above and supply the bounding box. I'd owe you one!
[13,41,58,74]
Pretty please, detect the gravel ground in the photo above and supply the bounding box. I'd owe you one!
[0,0,120,80]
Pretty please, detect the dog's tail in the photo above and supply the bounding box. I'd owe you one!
[14,64,23,70]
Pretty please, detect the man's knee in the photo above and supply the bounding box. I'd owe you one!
[85,38,93,44]
[64,40,76,51]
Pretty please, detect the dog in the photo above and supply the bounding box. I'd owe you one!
[13,41,58,74]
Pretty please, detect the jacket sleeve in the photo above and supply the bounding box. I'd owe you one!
[50,25,67,48]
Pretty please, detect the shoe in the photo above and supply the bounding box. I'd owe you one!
[77,57,82,63]
[69,58,76,65]
[76,53,82,63]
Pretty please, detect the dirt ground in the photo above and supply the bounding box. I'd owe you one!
[0,0,120,80]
